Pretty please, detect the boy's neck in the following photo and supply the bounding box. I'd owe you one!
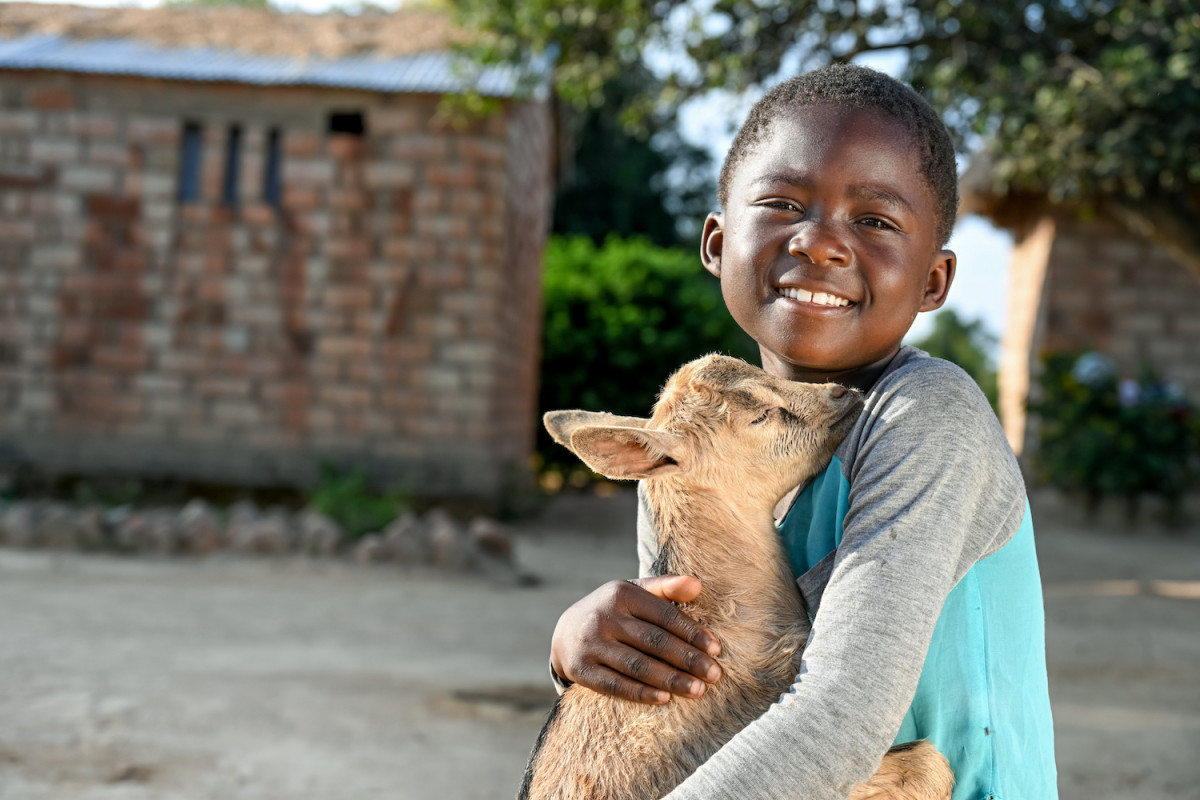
[759,347,902,393]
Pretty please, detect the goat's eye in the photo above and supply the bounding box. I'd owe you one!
[751,408,775,426]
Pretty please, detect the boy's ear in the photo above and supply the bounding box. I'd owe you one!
[919,249,957,312]
[701,212,724,278]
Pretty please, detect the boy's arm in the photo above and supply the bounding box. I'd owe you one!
[661,361,1026,799]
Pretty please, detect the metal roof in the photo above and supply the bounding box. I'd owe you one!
[0,33,547,98]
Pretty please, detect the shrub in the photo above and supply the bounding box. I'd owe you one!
[538,235,757,475]
[308,464,409,539]
[1029,351,1200,520]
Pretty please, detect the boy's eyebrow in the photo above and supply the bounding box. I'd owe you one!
[845,183,915,214]
[753,172,915,214]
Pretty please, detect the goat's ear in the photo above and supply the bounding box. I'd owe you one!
[568,426,684,481]
[543,410,648,448]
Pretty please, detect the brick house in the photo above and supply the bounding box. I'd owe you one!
[0,4,553,504]
[961,173,1200,459]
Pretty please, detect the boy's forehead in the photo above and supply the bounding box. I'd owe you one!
[731,105,930,201]
[754,105,915,164]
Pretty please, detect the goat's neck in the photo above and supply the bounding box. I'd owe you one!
[643,481,798,616]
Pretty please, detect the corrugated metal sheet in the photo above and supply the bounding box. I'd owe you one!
[0,33,548,97]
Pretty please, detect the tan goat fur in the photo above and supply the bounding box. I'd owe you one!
[519,354,953,800]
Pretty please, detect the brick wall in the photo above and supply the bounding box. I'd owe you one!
[0,70,553,501]
[999,212,1200,457]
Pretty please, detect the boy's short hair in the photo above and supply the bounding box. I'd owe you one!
[717,63,959,248]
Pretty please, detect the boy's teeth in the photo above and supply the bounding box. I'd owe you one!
[779,287,851,307]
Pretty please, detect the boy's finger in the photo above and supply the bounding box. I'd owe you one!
[573,662,672,706]
[618,619,722,687]
[628,577,722,657]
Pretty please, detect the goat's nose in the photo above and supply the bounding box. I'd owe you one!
[830,385,848,399]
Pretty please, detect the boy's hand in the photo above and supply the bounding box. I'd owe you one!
[550,575,723,705]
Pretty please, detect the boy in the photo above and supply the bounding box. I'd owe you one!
[548,64,1057,799]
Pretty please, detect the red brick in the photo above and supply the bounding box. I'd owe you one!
[426,165,478,189]
[327,134,365,161]
[29,87,75,110]
[283,131,321,158]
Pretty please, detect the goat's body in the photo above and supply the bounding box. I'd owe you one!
[522,491,810,800]
[523,356,953,800]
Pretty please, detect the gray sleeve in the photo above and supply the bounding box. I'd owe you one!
[662,360,1027,799]
[636,483,659,578]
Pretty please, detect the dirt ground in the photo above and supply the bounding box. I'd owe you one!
[1,489,1198,800]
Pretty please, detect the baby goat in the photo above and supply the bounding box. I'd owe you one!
[520,354,952,800]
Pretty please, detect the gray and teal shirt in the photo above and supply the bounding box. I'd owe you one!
[637,347,1057,800]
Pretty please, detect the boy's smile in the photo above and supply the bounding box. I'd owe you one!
[702,105,956,390]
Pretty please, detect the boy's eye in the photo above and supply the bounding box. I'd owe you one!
[760,200,803,214]
[859,216,897,231]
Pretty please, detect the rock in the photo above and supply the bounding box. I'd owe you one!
[0,502,36,547]
[142,509,180,555]
[296,509,344,557]
[111,511,149,552]
[71,506,107,550]
[35,502,79,549]
[248,509,293,555]
[467,517,514,564]
[353,534,383,564]
[379,511,429,563]
[427,509,468,570]
[226,501,261,553]
[177,499,224,555]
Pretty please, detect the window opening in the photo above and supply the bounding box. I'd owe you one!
[222,124,242,207]
[178,121,203,204]
[263,127,282,207]
[327,111,365,137]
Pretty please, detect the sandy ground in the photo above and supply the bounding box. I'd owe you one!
[0,489,1198,800]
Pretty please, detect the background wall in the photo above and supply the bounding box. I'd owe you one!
[0,70,552,501]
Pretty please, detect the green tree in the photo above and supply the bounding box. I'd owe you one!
[553,65,714,248]
[911,309,998,410]
[451,0,1200,277]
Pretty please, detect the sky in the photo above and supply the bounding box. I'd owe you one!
[14,0,1014,355]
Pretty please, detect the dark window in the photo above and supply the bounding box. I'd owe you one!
[328,111,365,136]
[263,127,282,207]
[178,121,203,204]
[222,124,242,207]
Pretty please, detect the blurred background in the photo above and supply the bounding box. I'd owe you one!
[0,1,1198,798]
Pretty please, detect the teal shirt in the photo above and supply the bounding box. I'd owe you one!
[779,458,1057,800]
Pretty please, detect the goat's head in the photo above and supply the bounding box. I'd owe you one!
[544,355,863,508]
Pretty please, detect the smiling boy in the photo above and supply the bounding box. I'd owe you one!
[548,64,1057,799]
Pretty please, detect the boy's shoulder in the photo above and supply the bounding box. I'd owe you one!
[864,346,995,421]
[846,346,1009,456]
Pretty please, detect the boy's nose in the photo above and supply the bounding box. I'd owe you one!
[788,221,849,266]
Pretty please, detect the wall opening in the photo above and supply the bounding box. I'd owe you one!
[328,111,365,136]
[178,121,203,204]
[263,127,283,207]
[221,124,243,207]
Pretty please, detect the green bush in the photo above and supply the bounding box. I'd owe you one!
[539,235,757,474]
[1029,351,1200,520]
[308,464,409,539]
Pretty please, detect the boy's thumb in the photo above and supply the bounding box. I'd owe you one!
[631,574,703,605]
